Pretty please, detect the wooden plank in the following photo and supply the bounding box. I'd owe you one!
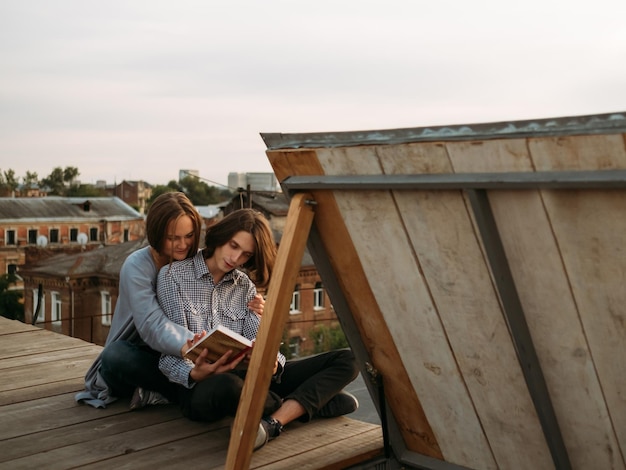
[371,141,499,469]
[528,134,626,464]
[0,417,221,470]
[0,345,101,369]
[0,377,90,405]
[317,147,461,462]
[249,419,383,470]
[268,148,442,459]
[0,356,99,392]
[225,192,316,470]
[447,137,624,469]
[0,403,185,462]
[0,328,92,359]
[0,394,130,440]
[77,428,231,470]
[83,418,381,470]
[0,319,40,335]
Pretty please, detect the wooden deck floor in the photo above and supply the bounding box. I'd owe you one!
[0,318,383,470]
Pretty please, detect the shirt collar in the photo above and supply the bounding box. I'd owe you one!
[191,250,245,284]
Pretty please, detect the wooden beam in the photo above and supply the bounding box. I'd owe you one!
[225,192,315,470]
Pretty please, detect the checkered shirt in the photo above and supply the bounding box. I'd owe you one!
[157,251,278,387]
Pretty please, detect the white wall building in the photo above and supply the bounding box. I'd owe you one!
[227,172,279,192]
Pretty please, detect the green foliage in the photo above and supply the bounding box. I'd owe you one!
[0,169,19,196]
[175,176,221,205]
[149,177,233,207]
[0,274,24,322]
[24,171,39,186]
[308,324,349,354]
[41,166,80,195]
[66,184,108,197]
[3,166,233,208]
[147,185,177,209]
[279,329,294,359]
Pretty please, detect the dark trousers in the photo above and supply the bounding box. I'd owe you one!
[271,348,358,421]
[99,340,179,402]
[179,348,358,423]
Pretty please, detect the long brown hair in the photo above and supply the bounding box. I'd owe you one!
[146,192,202,259]
[204,209,276,289]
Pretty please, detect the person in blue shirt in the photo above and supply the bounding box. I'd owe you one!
[157,208,359,451]
[75,192,265,409]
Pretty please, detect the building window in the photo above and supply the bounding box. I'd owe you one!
[90,227,98,242]
[101,291,112,326]
[49,228,59,243]
[313,282,325,310]
[124,228,129,242]
[51,291,62,324]
[28,229,38,244]
[289,284,301,314]
[70,228,78,242]
[6,229,16,245]
[32,289,45,324]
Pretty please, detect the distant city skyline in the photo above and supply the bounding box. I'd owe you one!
[2,1,625,188]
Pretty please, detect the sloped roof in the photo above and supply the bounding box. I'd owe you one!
[0,197,143,223]
[19,239,147,278]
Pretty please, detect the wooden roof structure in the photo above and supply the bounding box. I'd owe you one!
[227,112,626,469]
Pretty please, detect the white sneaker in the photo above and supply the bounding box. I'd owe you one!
[254,421,269,451]
[129,387,170,411]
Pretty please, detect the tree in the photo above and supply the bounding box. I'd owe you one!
[147,185,177,209]
[41,167,66,195]
[308,324,349,354]
[178,175,222,205]
[66,184,107,197]
[0,169,19,196]
[63,166,80,186]
[41,166,81,195]
[0,273,24,322]
[24,171,39,187]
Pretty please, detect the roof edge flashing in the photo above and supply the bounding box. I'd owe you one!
[261,111,626,150]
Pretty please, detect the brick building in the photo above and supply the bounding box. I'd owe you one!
[0,197,145,276]
[105,180,152,214]
[19,239,145,345]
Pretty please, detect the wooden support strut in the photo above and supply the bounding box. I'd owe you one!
[225,192,316,470]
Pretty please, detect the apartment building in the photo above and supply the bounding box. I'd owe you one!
[0,197,145,276]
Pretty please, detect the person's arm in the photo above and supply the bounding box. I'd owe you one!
[240,283,286,380]
[156,264,196,386]
[120,250,193,357]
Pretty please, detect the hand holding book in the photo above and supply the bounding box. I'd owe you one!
[183,324,254,367]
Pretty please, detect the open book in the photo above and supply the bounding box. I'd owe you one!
[183,324,254,367]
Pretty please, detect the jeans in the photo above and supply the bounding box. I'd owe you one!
[271,348,358,421]
[177,371,284,422]
[100,340,179,402]
[178,348,358,423]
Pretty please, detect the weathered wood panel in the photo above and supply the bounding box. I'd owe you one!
[264,113,626,470]
[268,149,442,459]
[446,136,625,469]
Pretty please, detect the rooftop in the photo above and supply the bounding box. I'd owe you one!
[0,317,384,469]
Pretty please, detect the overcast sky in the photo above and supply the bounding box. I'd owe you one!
[1,0,625,189]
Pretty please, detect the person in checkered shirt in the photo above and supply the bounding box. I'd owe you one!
[157,209,359,451]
